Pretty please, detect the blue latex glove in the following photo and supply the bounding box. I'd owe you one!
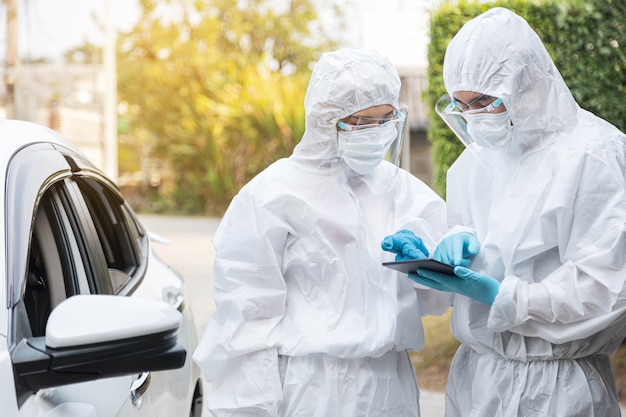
[433,232,480,267]
[408,266,500,306]
[381,229,429,261]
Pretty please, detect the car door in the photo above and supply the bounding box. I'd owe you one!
[7,143,156,417]
[62,151,199,416]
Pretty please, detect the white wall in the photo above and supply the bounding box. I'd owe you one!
[315,0,438,131]
[330,0,433,73]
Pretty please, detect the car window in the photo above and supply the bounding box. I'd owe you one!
[25,182,91,337]
[15,146,149,340]
[71,175,148,295]
[6,143,71,313]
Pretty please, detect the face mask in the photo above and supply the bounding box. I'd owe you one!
[337,122,398,174]
[466,111,514,151]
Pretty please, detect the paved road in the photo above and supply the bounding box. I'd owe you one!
[139,214,220,335]
[138,214,446,417]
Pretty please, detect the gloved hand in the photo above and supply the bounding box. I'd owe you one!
[433,232,480,267]
[381,229,429,261]
[408,266,500,306]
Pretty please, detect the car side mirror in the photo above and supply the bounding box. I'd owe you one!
[12,294,186,394]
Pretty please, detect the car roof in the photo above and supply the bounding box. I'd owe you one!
[0,119,79,160]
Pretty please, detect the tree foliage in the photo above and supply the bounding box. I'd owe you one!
[117,0,336,214]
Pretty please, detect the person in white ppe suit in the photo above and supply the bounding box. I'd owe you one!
[192,48,451,417]
[384,7,626,416]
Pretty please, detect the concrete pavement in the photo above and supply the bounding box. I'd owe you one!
[420,391,445,417]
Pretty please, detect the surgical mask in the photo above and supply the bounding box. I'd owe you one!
[337,122,398,174]
[466,111,514,151]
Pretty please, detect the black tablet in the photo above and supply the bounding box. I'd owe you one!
[382,258,455,275]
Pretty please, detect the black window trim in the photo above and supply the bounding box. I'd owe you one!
[64,172,148,297]
[61,179,113,295]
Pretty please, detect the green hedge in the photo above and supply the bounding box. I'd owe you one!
[425,0,626,196]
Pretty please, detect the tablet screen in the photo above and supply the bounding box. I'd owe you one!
[382,258,455,275]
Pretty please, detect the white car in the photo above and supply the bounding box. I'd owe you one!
[0,119,204,416]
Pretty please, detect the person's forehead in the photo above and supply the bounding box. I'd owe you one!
[452,91,483,103]
[352,105,394,118]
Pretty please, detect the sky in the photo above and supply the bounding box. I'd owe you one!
[0,0,434,70]
[0,0,140,62]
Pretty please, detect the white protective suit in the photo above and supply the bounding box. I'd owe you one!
[193,49,451,417]
[441,8,626,417]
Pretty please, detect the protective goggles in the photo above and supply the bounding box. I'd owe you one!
[437,94,503,117]
[337,108,406,132]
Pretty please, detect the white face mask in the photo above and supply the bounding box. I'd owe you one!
[337,122,398,174]
[466,111,514,151]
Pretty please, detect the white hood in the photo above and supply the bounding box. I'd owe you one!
[292,49,401,168]
[443,7,579,151]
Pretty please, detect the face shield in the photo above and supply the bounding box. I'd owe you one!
[436,93,518,175]
[436,93,474,149]
[336,105,408,175]
[437,93,517,150]
[435,93,507,147]
[385,104,408,167]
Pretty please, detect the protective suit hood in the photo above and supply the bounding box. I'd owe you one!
[292,49,401,171]
[443,7,579,151]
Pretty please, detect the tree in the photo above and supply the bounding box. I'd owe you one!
[117,0,337,214]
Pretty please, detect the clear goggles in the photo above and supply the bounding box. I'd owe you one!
[438,93,504,118]
[337,107,406,132]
